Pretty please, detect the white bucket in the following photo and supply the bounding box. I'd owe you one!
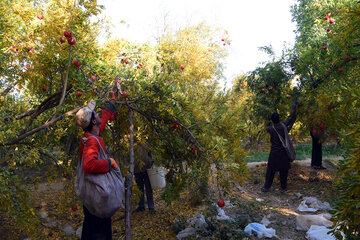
[147,167,166,189]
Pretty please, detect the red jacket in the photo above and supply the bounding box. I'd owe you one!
[79,106,115,173]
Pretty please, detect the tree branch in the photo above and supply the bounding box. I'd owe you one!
[3,110,36,122]
[27,85,73,127]
[58,64,65,86]
[39,150,60,168]
[0,80,18,100]
[177,122,205,151]
[78,66,102,97]
[126,104,156,129]
[2,107,81,146]
[58,45,73,107]
[188,121,211,129]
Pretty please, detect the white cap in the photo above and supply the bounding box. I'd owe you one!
[75,100,96,129]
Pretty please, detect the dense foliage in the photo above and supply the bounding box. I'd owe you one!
[1,0,360,239]
[0,0,247,238]
[291,0,360,238]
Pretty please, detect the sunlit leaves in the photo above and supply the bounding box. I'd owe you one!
[291,0,360,237]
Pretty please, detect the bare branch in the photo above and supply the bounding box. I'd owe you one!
[3,110,36,122]
[28,85,73,127]
[58,64,65,85]
[39,150,60,168]
[78,66,102,97]
[58,45,73,107]
[188,122,211,129]
[177,122,205,151]
[0,80,18,99]
[2,86,72,124]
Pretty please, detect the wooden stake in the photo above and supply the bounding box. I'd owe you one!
[125,108,135,240]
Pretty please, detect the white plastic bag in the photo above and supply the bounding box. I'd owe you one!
[188,213,207,229]
[216,208,231,221]
[298,200,318,212]
[298,197,333,212]
[305,225,345,240]
[296,214,333,231]
[176,227,196,240]
[261,216,271,227]
[244,223,278,238]
[303,197,333,211]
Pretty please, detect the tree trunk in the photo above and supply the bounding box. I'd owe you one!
[65,125,78,165]
[65,125,77,155]
[310,130,322,167]
[125,109,135,240]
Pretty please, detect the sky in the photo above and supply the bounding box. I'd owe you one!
[97,0,297,88]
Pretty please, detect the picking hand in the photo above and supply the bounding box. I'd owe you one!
[110,158,118,170]
[110,90,116,101]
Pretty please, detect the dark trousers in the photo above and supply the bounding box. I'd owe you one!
[134,171,154,210]
[81,205,112,240]
[311,132,322,167]
[264,167,288,190]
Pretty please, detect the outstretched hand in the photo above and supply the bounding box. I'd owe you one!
[110,90,116,101]
[111,80,122,102]
[110,158,118,170]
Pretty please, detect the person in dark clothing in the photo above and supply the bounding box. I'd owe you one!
[134,142,155,212]
[310,129,326,170]
[261,98,298,193]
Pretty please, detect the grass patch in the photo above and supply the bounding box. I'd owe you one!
[244,141,345,162]
[244,152,269,163]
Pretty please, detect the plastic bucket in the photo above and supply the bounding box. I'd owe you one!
[147,167,166,189]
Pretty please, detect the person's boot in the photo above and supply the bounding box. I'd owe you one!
[261,187,270,192]
[313,165,326,170]
[135,207,145,212]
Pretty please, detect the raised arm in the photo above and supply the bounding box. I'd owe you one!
[266,115,272,133]
[283,99,298,131]
[99,91,117,134]
[99,102,116,134]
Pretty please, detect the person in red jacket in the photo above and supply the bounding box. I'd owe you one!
[75,92,118,240]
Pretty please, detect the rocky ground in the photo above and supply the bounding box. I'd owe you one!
[168,158,338,240]
[231,158,337,240]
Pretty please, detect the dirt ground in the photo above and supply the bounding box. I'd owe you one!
[232,158,338,240]
[1,158,338,240]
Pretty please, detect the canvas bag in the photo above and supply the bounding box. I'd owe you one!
[75,136,125,218]
[272,123,296,161]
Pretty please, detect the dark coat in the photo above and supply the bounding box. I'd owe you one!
[134,143,153,174]
[266,104,296,171]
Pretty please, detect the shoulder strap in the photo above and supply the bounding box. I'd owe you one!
[281,122,291,145]
[83,136,105,152]
[272,125,288,148]
[81,136,106,162]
